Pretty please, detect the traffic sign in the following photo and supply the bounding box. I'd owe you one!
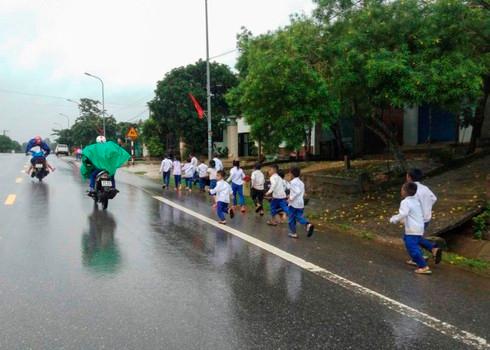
[126,127,139,140]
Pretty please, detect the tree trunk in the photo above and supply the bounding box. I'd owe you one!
[467,75,490,154]
[352,100,365,157]
[330,122,345,160]
[365,112,408,173]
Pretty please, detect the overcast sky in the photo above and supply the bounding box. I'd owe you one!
[0,0,314,143]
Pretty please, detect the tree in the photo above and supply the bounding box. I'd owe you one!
[147,60,238,155]
[70,98,117,147]
[314,0,486,171]
[0,135,21,153]
[227,20,339,156]
[51,128,72,146]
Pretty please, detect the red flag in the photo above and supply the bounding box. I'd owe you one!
[188,93,205,120]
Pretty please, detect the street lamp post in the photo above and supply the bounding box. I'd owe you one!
[84,72,105,137]
[205,0,212,161]
[58,113,70,129]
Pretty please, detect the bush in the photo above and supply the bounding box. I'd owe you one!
[145,137,165,158]
[473,202,490,240]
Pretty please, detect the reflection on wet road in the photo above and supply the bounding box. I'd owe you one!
[82,209,121,275]
[0,154,488,349]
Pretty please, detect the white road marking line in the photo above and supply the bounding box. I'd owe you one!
[4,194,16,206]
[15,177,23,184]
[153,195,489,350]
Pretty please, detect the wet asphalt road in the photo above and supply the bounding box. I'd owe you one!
[1,154,489,350]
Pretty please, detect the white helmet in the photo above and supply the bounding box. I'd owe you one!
[96,135,107,143]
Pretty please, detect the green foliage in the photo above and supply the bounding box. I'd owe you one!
[0,135,21,153]
[147,60,238,155]
[310,0,488,169]
[51,128,73,147]
[227,19,339,154]
[141,118,165,157]
[69,98,118,147]
[473,202,490,240]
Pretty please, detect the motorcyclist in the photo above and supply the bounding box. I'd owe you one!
[81,136,130,196]
[25,136,55,177]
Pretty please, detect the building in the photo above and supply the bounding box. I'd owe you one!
[219,105,475,160]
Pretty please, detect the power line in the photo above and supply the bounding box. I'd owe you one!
[0,87,124,106]
[209,48,237,60]
[124,108,149,122]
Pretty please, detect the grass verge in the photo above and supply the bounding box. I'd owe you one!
[442,252,490,274]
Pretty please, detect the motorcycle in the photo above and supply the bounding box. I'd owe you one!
[29,151,49,182]
[89,170,118,210]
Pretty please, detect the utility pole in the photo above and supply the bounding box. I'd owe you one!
[205,0,212,161]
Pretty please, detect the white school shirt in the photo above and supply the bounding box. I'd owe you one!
[251,170,265,190]
[210,179,232,203]
[160,158,173,173]
[266,173,287,199]
[390,196,424,235]
[182,163,195,178]
[289,177,305,209]
[227,166,245,185]
[213,157,223,171]
[197,163,208,178]
[415,182,437,223]
[172,160,181,175]
[207,167,217,180]
[191,156,198,168]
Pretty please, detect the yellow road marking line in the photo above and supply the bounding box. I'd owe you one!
[15,177,23,183]
[4,194,16,206]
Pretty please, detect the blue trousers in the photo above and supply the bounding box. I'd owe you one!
[288,207,309,233]
[184,177,193,189]
[174,175,181,189]
[217,201,229,221]
[162,171,171,187]
[209,179,217,196]
[270,198,289,217]
[89,169,115,190]
[403,235,428,268]
[199,177,207,190]
[231,183,245,206]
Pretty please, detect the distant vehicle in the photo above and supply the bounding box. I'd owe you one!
[55,144,69,156]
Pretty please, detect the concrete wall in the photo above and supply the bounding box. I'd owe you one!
[403,106,418,146]
[459,126,473,143]
[237,117,250,134]
[227,123,238,159]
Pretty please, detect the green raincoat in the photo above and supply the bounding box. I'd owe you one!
[81,141,131,179]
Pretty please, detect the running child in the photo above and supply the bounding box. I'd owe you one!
[406,168,441,264]
[389,182,438,275]
[159,154,173,189]
[197,159,209,192]
[251,163,265,216]
[172,156,182,191]
[227,160,246,212]
[209,170,235,224]
[207,160,218,191]
[182,157,195,192]
[287,167,314,239]
[265,164,289,226]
